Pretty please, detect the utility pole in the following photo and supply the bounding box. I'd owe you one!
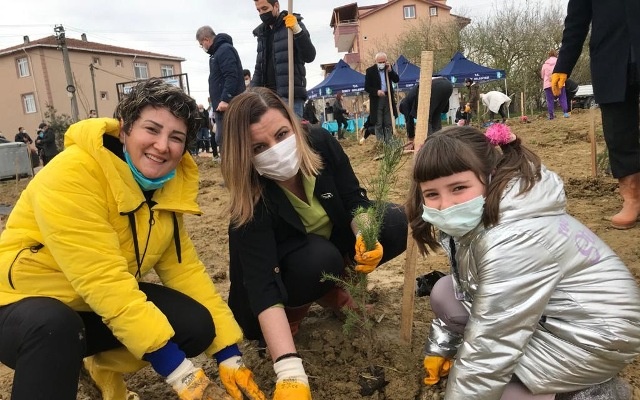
[89,63,99,117]
[54,25,79,122]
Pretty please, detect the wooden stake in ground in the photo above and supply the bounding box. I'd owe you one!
[589,107,597,177]
[520,92,525,117]
[287,0,294,110]
[385,68,397,137]
[400,50,433,345]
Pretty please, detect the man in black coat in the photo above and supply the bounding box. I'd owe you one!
[398,77,453,146]
[35,122,59,166]
[552,0,640,229]
[252,0,316,118]
[364,52,399,143]
[196,26,245,151]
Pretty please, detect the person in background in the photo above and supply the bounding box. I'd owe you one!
[541,50,569,119]
[196,104,212,155]
[0,79,265,400]
[564,78,579,111]
[302,98,318,125]
[206,97,221,162]
[332,92,348,140]
[243,69,252,91]
[196,26,245,157]
[480,91,511,123]
[221,87,408,399]
[14,127,39,168]
[553,0,640,230]
[364,52,399,143]
[406,124,640,399]
[34,122,59,166]
[251,0,316,117]
[464,78,480,125]
[398,77,453,149]
[89,109,98,118]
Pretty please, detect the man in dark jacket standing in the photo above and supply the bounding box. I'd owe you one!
[196,26,245,151]
[252,0,316,118]
[364,52,399,144]
[552,0,640,230]
[35,122,59,166]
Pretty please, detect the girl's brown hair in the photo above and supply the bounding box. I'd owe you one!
[405,126,541,255]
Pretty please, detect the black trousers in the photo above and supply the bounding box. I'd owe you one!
[335,115,348,133]
[280,203,408,307]
[0,283,215,400]
[600,83,640,179]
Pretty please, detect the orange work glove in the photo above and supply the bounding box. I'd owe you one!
[284,14,302,34]
[273,357,311,400]
[551,72,567,97]
[423,355,453,386]
[218,356,266,400]
[354,234,383,274]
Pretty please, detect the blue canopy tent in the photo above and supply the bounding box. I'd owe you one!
[307,59,365,99]
[436,51,507,91]
[395,55,421,90]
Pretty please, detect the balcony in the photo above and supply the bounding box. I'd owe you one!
[333,21,358,53]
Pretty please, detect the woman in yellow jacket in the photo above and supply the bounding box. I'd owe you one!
[0,80,265,400]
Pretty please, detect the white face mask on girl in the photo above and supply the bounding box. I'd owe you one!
[253,134,301,181]
[421,195,485,237]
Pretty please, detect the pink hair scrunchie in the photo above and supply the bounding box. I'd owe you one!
[485,123,516,146]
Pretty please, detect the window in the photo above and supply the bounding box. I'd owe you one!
[92,57,101,66]
[17,57,30,77]
[430,6,438,16]
[161,64,174,77]
[100,91,109,100]
[134,62,149,79]
[115,59,123,67]
[404,5,416,19]
[22,93,36,113]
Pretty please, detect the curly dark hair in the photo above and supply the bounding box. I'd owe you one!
[114,79,199,151]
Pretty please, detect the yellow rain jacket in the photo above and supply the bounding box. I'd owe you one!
[0,118,242,359]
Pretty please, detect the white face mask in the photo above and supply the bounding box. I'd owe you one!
[377,62,386,70]
[245,79,250,87]
[421,195,485,237]
[253,135,300,181]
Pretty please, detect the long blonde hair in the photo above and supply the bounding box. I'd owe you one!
[221,88,322,227]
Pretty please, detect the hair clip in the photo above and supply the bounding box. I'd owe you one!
[485,123,516,146]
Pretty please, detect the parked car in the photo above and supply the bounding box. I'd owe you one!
[572,84,598,109]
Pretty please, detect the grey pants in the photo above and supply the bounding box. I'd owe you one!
[430,275,631,399]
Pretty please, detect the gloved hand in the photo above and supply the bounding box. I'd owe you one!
[219,355,266,400]
[354,234,383,274]
[551,72,567,97]
[423,355,453,386]
[166,359,231,400]
[273,357,311,400]
[284,14,302,34]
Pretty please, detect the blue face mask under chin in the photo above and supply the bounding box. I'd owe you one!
[123,149,176,191]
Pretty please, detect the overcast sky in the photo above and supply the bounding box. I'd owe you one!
[0,0,568,107]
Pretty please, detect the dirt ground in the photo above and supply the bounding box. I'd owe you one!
[1,109,640,399]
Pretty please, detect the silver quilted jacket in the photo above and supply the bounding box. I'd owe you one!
[425,166,640,399]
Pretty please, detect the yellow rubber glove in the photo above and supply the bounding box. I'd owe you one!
[284,14,302,34]
[219,356,267,400]
[354,234,383,274]
[551,72,567,97]
[423,355,453,386]
[167,360,232,400]
[273,357,312,400]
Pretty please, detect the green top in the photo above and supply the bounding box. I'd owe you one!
[281,175,333,239]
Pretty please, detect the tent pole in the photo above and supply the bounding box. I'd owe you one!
[505,78,510,119]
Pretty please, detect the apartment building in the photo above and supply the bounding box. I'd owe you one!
[0,33,184,137]
[331,0,470,73]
